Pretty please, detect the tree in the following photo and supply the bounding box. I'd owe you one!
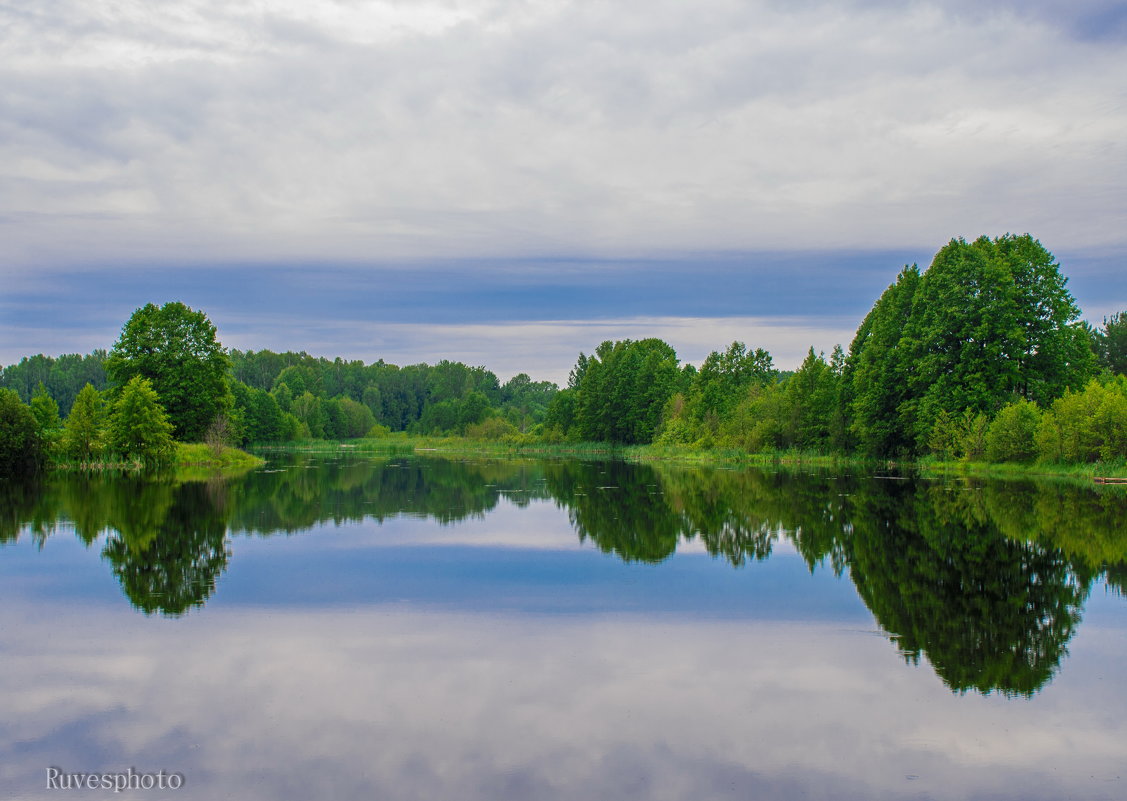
[846,236,1094,456]
[105,302,231,441]
[572,339,680,444]
[109,376,175,463]
[782,348,841,450]
[846,264,920,455]
[30,382,63,444]
[0,389,45,476]
[62,383,106,461]
[1096,311,1127,375]
[688,341,776,433]
[904,235,1093,444]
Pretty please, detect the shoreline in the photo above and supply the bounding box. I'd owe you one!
[252,436,1127,483]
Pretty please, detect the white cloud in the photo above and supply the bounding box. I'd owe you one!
[1,0,1125,271]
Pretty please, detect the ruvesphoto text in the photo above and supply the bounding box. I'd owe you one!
[46,767,184,792]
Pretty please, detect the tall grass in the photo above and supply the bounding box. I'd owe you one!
[50,443,263,473]
[250,434,1127,481]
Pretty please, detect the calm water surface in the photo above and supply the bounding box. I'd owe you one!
[2,453,1125,800]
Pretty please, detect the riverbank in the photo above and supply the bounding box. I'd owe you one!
[253,435,1127,482]
[50,442,265,474]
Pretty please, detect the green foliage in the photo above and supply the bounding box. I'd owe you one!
[693,341,775,422]
[105,302,231,442]
[272,364,323,397]
[846,264,920,455]
[229,349,557,438]
[334,396,377,439]
[657,341,778,446]
[62,383,106,461]
[571,339,681,444]
[0,388,46,476]
[962,411,991,461]
[290,391,327,438]
[0,351,107,415]
[1035,377,1127,463]
[30,382,63,443]
[846,236,1093,456]
[1095,311,1127,375]
[109,376,175,463]
[985,399,1041,463]
[780,348,844,451]
[927,410,964,460]
[366,423,392,438]
[231,381,288,444]
[464,416,520,440]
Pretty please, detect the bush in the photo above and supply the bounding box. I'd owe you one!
[1037,378,1127,462]
[465,416,519,440]
[985,400,1040,463]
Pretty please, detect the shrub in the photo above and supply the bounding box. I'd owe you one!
[985,400,1040,463]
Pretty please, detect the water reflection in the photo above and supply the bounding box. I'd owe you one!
[3,453,1126,697]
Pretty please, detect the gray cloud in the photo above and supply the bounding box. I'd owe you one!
[1,0,1125,273]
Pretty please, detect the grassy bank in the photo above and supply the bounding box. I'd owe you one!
[917,456,1127,482]
[50,443,264,474]
[250,434,1127,482]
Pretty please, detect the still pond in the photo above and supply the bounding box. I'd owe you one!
[2,451,1125,800]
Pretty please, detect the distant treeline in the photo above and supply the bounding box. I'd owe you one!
[1,233,1126,474]
[227,351,557,441]
[0,352,108,416]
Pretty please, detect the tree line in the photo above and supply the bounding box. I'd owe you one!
[544,235,1127,463]
[1,234,1126,474]
[0,302,560,473]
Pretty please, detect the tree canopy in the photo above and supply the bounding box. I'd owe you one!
[846,235,1095,455]
[105,303,231,442]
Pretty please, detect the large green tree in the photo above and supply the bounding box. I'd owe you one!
[105,303,231,441]
[847,236,1094,455]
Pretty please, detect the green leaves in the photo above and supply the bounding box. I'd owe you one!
[0,388,46,476]
[572,338,681,444]
[109,376,175,464]
[846,235,1094,456]
[62,384,106,461]
[106,302,231,442]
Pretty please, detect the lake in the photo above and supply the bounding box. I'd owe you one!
[2,451,1125,800]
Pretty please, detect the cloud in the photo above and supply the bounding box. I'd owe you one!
[1,0,1125,271]
[3,597,1125,800]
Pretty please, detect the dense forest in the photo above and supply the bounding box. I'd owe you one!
[1,234,1125,474]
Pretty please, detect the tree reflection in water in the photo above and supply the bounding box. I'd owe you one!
[4,453,1126,695]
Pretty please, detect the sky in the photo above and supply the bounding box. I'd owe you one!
[2,0,1126,384]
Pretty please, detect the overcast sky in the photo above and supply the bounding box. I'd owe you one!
[3,0,1125,383]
